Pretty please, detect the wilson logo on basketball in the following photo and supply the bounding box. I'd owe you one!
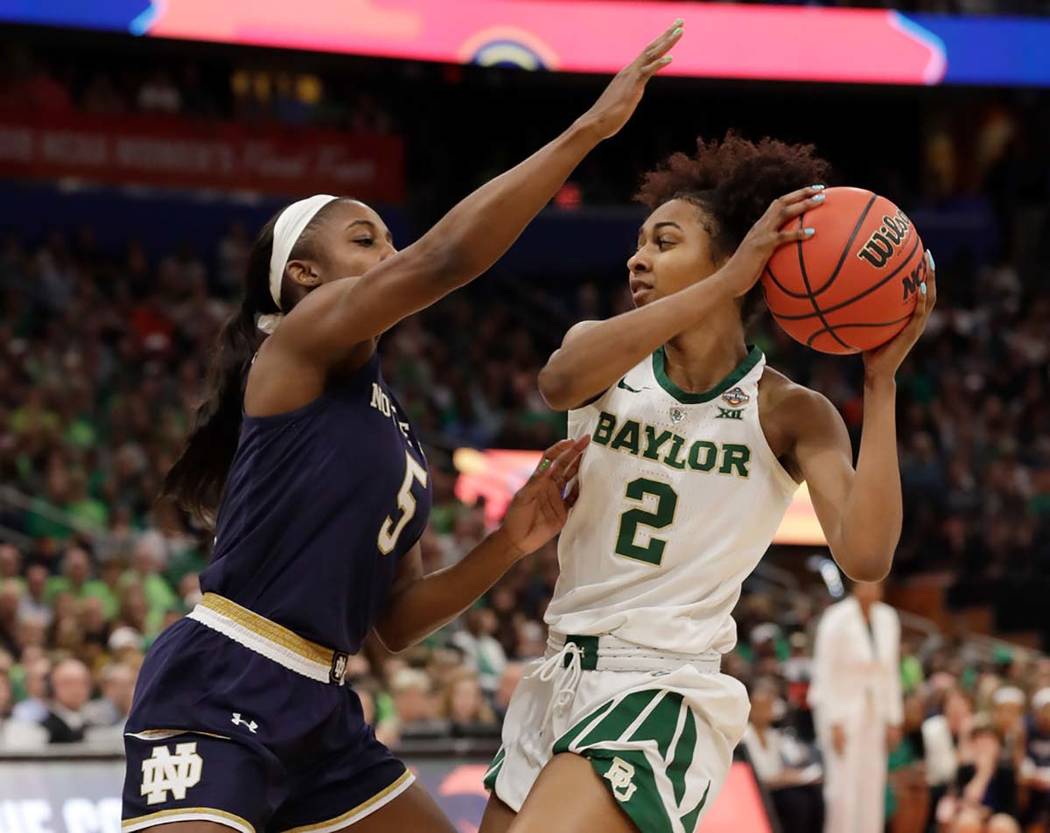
[857,211,912,268]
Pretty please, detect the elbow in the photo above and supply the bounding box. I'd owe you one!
[373,621,413,655]
[537,363,574,411]
[836,549,894,583]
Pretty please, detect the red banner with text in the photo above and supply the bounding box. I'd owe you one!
[0,112,404,202]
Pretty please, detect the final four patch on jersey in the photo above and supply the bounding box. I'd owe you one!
[721,386,750,407]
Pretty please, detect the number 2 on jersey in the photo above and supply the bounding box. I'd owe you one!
[614,478,678,566]
[377,450,428,555]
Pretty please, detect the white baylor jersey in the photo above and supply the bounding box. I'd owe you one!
[546,346,798,655]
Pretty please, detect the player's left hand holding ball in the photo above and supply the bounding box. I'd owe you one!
[862,250,937,379]
[500,435,590,558]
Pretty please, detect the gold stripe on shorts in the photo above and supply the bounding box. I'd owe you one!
[280,770,415,833]
[122,807,255,833]
[199,593,334,667]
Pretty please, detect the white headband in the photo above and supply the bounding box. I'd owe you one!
[1032,688,1050,711]
[257,194,338,334]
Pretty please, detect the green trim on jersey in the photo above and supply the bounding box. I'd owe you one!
[652,344,763,404]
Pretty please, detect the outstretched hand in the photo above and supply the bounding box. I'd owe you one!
[577,20,684,141]
[500,436,590,559]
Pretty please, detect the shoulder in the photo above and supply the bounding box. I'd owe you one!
[875,601,901,625]
[759,365,850,473]
[759,366,843,434]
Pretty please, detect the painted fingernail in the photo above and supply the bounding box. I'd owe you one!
[920,283,927,296]
[673,27,683,36]
[925,250,935,271]
[804,228,816,237]
[811,184,826,191]
[674,18,684,25]
[661,55,673,64]
[811,193,826,203]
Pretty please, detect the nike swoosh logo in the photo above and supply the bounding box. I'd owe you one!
[617,379,647,393]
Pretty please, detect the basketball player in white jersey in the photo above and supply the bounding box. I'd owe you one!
[479,135,936,833]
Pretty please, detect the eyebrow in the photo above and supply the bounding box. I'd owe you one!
[638,220,684,239]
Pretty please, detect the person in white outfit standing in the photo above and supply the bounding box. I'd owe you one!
[809,581,903,833]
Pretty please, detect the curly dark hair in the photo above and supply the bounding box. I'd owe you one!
[635,132,833,326]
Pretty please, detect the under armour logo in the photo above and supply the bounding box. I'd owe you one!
[231,713,258,733]
[604,756,638,802]
[140,742,203,805]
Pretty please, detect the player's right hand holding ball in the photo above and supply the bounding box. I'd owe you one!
[714,185,829,298]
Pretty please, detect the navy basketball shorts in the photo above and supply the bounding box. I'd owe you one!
[122,594,412,833]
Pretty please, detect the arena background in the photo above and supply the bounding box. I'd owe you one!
[0,2,1047,832]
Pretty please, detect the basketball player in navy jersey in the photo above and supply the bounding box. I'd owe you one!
[119,21,685,833]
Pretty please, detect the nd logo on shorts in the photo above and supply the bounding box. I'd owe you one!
[140,742,204,805]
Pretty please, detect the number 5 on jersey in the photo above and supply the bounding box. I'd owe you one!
[377,451,428,555]
[615,478,678,566]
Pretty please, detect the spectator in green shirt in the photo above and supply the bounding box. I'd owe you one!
[63,471,108,533]
[120,534,177,634]
[44,547,118,619]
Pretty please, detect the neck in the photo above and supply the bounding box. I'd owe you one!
[663,314,749,395]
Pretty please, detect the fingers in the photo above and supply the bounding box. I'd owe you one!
[924,249,937,309]
[545,435,590,486]
[776,221,817,245]
[533,439,575,478]
[638,19,684,76]
[541,486,565,525]
[775,183,826,207]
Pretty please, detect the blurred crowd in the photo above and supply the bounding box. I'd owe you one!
[0,44,394,133]
[734,585,1050,833]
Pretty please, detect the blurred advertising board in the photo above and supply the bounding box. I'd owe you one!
[3,1,1049,87]
[0,757,770,833]
[0,112,404,202]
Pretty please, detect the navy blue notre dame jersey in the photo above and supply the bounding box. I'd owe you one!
[123,351,431,832]
[200,349,433,654]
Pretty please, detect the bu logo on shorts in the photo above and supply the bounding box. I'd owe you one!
[604,756,638,802]
[140,742,203,805]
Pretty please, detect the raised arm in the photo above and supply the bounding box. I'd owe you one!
[278,23,684,366]
[538,186,826,410]
[792,254,936,582]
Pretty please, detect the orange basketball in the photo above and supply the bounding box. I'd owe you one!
[762,187,928,355]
